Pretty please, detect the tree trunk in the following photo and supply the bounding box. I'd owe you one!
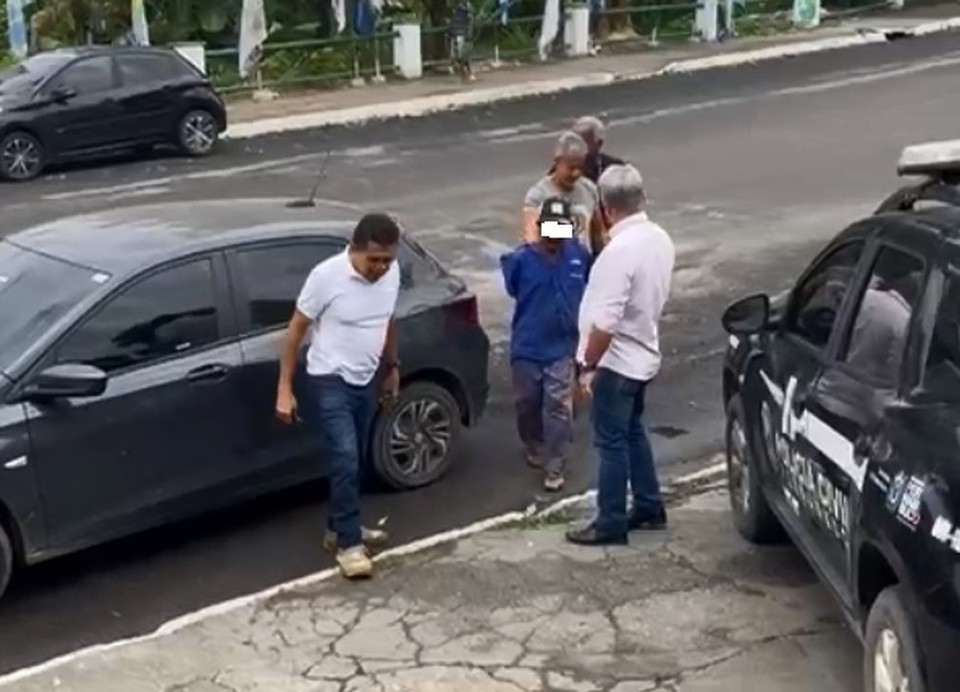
[606,0,635,37]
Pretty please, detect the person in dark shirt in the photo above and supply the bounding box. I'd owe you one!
[501,196,592,492]
[448,0,475,81]
[572,115,624,183]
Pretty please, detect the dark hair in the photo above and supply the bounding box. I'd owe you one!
[352,212,401,248]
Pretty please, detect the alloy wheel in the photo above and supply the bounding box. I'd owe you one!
[874,628,911,692]
[181,111,217,155]
[1,134,42,180]
[388,399,453,480]
[728,416,752,513]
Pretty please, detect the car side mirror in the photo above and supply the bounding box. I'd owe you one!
[50,85,77,103]
[722,294,771,335]
[20,363,107,401]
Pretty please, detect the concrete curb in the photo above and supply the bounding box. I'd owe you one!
[223,16,960,140]
[0,458,727,688]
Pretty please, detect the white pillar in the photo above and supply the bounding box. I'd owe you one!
[695,0,718,41]
[172,42,207,74]
[889,0,904,10]
[564,5,591,57]
[393,22,423,80]
[792,0,821,28]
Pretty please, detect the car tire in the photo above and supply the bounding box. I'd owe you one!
[0,523,13,601]
[371,381,462,490]
[176,109,219,157]
[863,586,927,692]
[0,130,45,182]
[725,394,785,544]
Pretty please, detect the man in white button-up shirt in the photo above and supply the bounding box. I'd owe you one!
[566,164,675,546]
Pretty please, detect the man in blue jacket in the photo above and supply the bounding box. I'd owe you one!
[501,197,592,491]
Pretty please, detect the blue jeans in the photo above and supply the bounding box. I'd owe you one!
[308,374,377,549]
[512,358,574,473]
[591,367,663,536]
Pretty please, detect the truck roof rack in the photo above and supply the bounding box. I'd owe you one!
[876,140,960,214]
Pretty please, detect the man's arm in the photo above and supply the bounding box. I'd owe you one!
[382,317,399,365]
[500,249,521,298]
[580,252,632,366]
[522,183,545,243]
[278,310,312,398]
[588,209,606,258]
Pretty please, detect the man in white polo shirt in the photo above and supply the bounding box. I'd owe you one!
[566,164,675,547]
[275,213,402,579]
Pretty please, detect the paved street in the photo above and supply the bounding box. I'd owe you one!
[0,27,958,678]
[0,479,865,692]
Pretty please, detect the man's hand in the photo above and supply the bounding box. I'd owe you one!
[576,370,596,403]
[380,366,400,407]
[276,388,298,425]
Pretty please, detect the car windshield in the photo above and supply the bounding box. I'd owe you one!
[0,53,71,93]
[0,242,107,374]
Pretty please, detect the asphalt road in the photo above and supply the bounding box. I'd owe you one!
[1,30,959,676]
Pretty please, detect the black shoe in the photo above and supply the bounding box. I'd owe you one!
[628,507,667,531]
[565,525,628,546]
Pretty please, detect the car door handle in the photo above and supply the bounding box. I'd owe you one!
[185,363,230,383]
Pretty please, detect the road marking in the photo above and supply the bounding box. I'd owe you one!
[0,455,725,687]
[2,456,27,470]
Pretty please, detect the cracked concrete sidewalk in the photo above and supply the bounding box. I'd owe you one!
[1,482,863,692]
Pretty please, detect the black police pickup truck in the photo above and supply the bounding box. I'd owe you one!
[721,139,960,692]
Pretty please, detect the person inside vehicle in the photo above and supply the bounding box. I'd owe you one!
[523,131,606,258]
[501,196,592,492]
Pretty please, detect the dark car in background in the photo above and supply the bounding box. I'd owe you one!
[0,45,226,181]
[720,140,960,692]
[0,199,489,601]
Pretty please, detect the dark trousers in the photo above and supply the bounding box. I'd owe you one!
[591,367,663,536]
[308,373,377,549]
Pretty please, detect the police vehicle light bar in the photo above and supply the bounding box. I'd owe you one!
[898,139,960,177]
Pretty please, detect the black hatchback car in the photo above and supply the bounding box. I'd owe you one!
[721,140,960,692]
[0,45,226,181]
[0,199,489,601]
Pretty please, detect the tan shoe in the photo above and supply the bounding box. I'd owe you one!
[337,546,374,579]
[323,526,390,553]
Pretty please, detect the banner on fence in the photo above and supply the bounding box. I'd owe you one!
[239,0,268,78]
[537,0,561,60]
[332,0,347,33]
[354,0,383,35]
[131,0,150,46]
[499,0,510,26]
[6,0,28,60]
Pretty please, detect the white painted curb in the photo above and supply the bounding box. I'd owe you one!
[222,16,960,141]
[0,460,727,688]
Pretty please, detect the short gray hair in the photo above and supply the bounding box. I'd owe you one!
[598,164,645,214]
[554,130,588,159]
[572,115,605,141]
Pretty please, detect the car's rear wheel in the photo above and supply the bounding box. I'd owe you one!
[372,381,462,490]
[0,523,13,601]
[0,131,45,182]
[864,586,927,692]
[176,109,219,157]
[726,394,784,544]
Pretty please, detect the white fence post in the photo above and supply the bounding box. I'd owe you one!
[393,21,423,79]
[695,0,718,41]
[792,0,821,28]
[565,4,591,57]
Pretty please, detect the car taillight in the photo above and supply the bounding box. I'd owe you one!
[448,295,479,326]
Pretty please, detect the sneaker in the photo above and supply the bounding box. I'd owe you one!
[543,472,565,492]
[524,448,544,469]
[323,526,390,554]
[337,545,374,579]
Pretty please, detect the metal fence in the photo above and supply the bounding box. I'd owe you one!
[206,30,397,94]
[593,1,703,50]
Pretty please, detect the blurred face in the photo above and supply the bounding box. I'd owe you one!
[576,130,601,155]
[538,218,574,253]
[553,154,585,189]
[350,241,397,282]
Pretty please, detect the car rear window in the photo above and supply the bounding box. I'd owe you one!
[118,51,198,84]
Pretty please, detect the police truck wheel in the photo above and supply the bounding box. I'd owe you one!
[372,382,461,490]
[725,394,784,544]
[0,524,13,601]
[864,586,927,692]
